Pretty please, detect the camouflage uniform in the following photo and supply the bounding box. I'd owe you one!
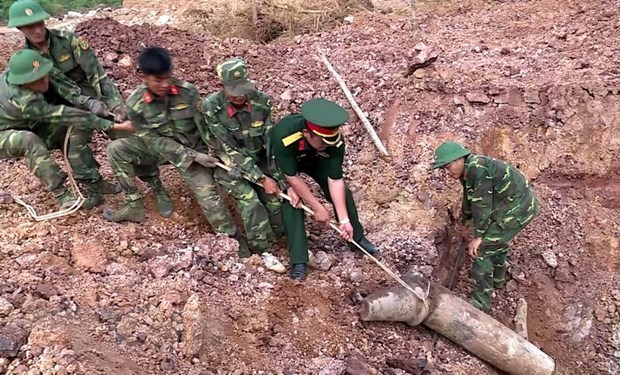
[107,78,238,235]
[25,28,124,117]
[202,89,284,252]
[462,154,540,311]
[0,68,114,198]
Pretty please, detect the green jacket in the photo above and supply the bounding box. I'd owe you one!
[271,113,346,180]
[201,90,277,184]
[127,78,216,171]
[26,28,123,110]
[461,154,540,238]
[0,70,112,132]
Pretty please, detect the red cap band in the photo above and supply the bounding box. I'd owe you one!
[306,121,339,138]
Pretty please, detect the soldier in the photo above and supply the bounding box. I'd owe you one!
[8,0,133,206]
[0,50,133,208]
[8,0,126,121]
[103,47,254,256]
[431,141,540,311]
[272,98,380,281]
[201,58,285,260]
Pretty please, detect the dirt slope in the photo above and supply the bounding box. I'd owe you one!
[0,0,619,374]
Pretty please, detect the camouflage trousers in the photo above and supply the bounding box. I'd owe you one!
[216,171,284,252]
[107,138,276,252]
[0,124,103,192]
[471,222,533,311]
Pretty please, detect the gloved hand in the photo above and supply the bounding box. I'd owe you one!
[111,105,128,122]
[194,153,218,168]
[88,99,110,118]
[227,166,243,180]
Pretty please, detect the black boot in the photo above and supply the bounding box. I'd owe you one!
[144,177,174,218]
[290,264,306,281]
[233,232,251,258]
[51,186,79,209]
[100,179,122,194]
[103,199,145,223]
[349,236,380,255]
[82,179,105,209]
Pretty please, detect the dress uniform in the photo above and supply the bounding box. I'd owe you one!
[272,98,379,280]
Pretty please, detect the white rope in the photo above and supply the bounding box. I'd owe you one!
[13,126,85,221]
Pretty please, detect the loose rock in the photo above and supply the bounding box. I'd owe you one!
[72,241,107,273]
[181,294,205,359]
[541,249,558,268]
[308,251,335,271]
[149,256,172,279]
[465,91,491,104]
[34,283,59,300]
[0,323,28,358]
[0,297,14,317]
[506,280,518,293]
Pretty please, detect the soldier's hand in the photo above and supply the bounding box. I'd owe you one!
[339,221,354,242]
[112,120,134,133]
[468,237,483,258]
[314,205,331,224]
[88,99,110,117]
[112,104,128,122]
[286,187,301,208]
[262,177,281,196]
[194,153,218,168]
[227,167,243,180]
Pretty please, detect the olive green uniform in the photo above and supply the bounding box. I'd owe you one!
[271,114,364,264]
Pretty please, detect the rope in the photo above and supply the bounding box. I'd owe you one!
[215,161,429,305]
[13,126,85,221]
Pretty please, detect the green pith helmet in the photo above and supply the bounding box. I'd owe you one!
[7,0,50,28]
[300,98,349,145]
[216,58,254,96]
[431,141,471,169]
[7,49,54,85]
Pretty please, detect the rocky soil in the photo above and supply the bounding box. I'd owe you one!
[1,0,619,374]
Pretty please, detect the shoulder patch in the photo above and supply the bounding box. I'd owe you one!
[282,132,303,147]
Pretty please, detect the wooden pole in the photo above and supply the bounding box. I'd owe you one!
[316,48,389,157]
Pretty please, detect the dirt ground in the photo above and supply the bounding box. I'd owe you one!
[0,0,619,374]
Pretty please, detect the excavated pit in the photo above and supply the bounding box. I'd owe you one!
[0,0,619,373]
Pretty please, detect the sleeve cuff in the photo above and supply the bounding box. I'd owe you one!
[247,167,266,184]
[175,150,197,172]
[99,119,114,132]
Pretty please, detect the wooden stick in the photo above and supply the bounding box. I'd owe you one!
[316,48,389,157]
